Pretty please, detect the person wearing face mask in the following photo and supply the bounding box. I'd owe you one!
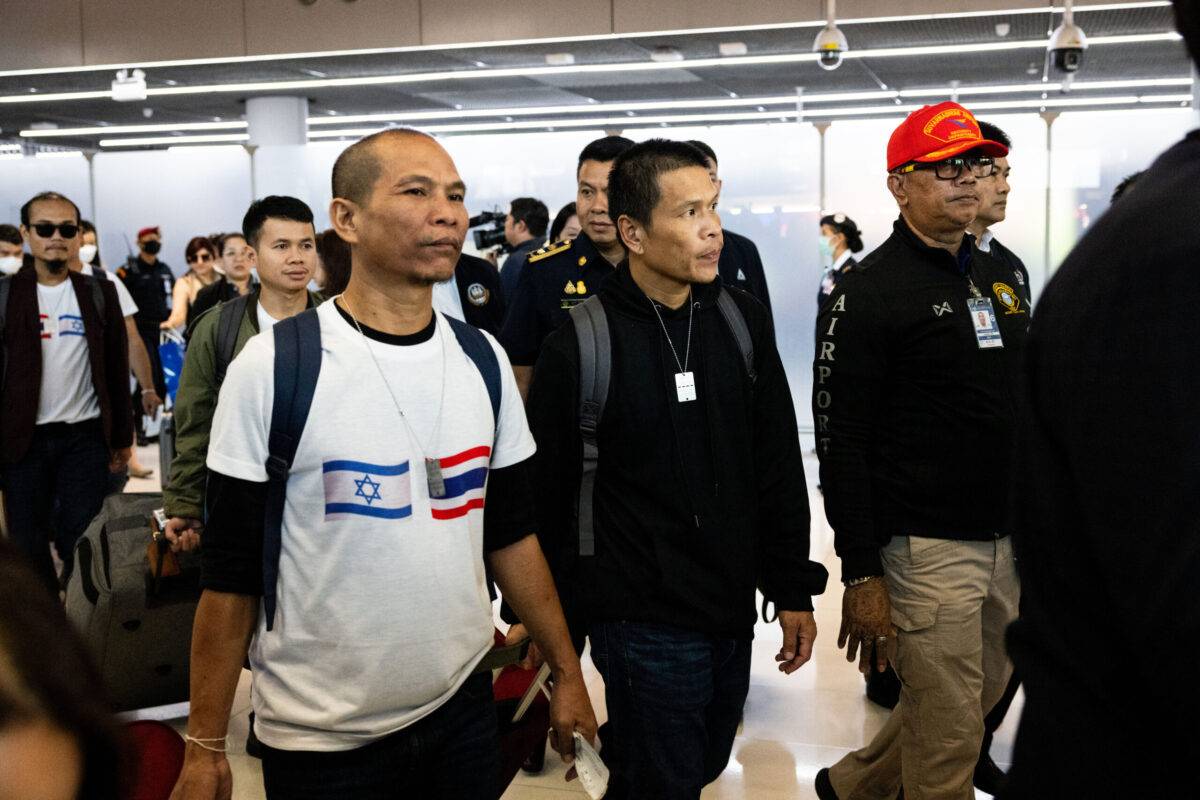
[69,222,162,481]
[0,192,132,594]
[161,237,219,331]
[186,232,255,328]
[117,226,174,447]
[0,224,26,275]
[817,213,865,310]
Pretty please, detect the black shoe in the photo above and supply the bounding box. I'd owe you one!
[245,712,264,759]
[521,739,546,774]
[866,664,901,710]
[973,752,1008,796]
[815,768,839,800]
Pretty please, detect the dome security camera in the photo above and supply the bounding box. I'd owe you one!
[813,23,849,71]
[1048,1,1088,74]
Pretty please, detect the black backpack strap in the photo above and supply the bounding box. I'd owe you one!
[262,308,322,631]
[569,296,610,558]
[0,276,10,395]
[213,294,252,388]
[717,287,756,385]
[445,315,501,429]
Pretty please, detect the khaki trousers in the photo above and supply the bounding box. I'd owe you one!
[829,535,1020,800]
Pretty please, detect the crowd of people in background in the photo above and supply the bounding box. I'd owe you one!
[1,3,1198,797]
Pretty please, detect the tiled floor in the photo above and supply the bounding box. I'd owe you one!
[129,439,1019,799]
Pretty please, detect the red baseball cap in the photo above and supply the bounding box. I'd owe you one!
[137,226,160,239]
[886,101,1008,172]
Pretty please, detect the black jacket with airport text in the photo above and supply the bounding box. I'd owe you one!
[528,265,827,640]
[814,216,1029,582]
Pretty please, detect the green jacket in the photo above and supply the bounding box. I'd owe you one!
[162,289,321,519]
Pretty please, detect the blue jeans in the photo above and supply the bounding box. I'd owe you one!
[260,671,500,799]
[1,420,110,594]
[589,621,752,800]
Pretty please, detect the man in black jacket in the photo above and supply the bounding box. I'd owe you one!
[813,103,1023,800]
[1004,3,1200,796]
[968,121,1032,307]
[528,139,826,799]
[688,140,773,314]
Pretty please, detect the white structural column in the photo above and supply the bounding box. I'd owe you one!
[1193,66,1200,125]
[246,96,310,200]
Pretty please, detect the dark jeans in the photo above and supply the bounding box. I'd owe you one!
[260,671,500,800]
[2,420,110,594]
[589,621,752,800]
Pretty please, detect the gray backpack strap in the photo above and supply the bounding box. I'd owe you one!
[717,287,756,384]
[569,295,610,558]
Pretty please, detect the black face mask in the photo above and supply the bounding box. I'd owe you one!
[142,240,162,256]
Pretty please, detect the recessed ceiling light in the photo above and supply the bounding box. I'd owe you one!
[719,42,749,57]
[545,53,575,66]
[650,46,684,62]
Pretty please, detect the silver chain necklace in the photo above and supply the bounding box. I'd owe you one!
[649,289,697,403]
[340,295,451,498]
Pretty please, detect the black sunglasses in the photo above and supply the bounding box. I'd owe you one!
[187,252,214,263]
[31,222,80,239]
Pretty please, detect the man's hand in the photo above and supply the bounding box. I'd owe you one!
[775,610,818,674]
[504,623,545,671]
[164,517,204,552]
[142,389,163,416]
[546,669,598,767]
[838,578,894,675]
[169,748,232,800]
[109,447,132,473]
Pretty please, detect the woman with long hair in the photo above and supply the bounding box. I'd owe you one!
[160,236,219,331]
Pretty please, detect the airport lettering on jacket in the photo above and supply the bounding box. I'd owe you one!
[816,293,844,455]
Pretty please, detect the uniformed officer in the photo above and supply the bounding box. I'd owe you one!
[499,135,634,398]
[687,140,773,314]
[116,225,174,443]
[968,121,1032,308]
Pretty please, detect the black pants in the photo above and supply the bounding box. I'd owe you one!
[259,672,501,799]
[133,325,165,441]
[590,621,751,800]
[2,420,110,594]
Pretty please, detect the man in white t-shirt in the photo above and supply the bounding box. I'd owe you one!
[171,130,597,800]
[0,192,132,592]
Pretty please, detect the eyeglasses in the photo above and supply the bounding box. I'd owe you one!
[895,156,995,181]
[187,252,214,263]
[31,222,80,239]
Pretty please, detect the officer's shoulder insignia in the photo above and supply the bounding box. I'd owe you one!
[528,238,573,264]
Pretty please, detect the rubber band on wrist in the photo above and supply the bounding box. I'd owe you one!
[184,735,228,753]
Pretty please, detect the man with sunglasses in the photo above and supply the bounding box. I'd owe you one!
[0,192,132,594]
[813,102,1026,800]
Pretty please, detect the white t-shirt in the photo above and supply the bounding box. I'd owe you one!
[206,301,535,751]
[431,272,466,322]
[255,301,280,332]
[36,280,100,425]
[82,264,138,318]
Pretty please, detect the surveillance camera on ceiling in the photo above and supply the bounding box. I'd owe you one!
[1048,1,1088,74]
[813,23,848,71]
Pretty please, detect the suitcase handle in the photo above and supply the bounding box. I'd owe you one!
[76,538,100,605]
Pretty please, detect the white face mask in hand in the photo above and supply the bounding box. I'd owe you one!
[78,244,98,264]
[0,256,22,275]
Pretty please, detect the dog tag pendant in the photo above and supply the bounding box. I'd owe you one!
[675,371,696,403]
[425,458,446,498]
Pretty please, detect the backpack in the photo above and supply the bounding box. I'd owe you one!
[259,308,503,630]
[567,288,755,558]
[0,272,106,396]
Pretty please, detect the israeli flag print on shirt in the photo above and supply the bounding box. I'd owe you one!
[430,446,491,520]
[323,460,413,520]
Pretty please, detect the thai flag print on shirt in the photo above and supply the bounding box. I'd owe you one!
[429,446,491,520]
[323,460,413,520]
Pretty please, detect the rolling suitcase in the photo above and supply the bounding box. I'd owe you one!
[65,492,200,712]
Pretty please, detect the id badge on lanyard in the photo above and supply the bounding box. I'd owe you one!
[967,297,1003,349]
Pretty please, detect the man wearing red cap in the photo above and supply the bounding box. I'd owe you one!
[813,101,1026,800]
[117,225,175,449]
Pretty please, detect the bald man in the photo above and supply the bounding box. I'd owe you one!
[171,130,596,800]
